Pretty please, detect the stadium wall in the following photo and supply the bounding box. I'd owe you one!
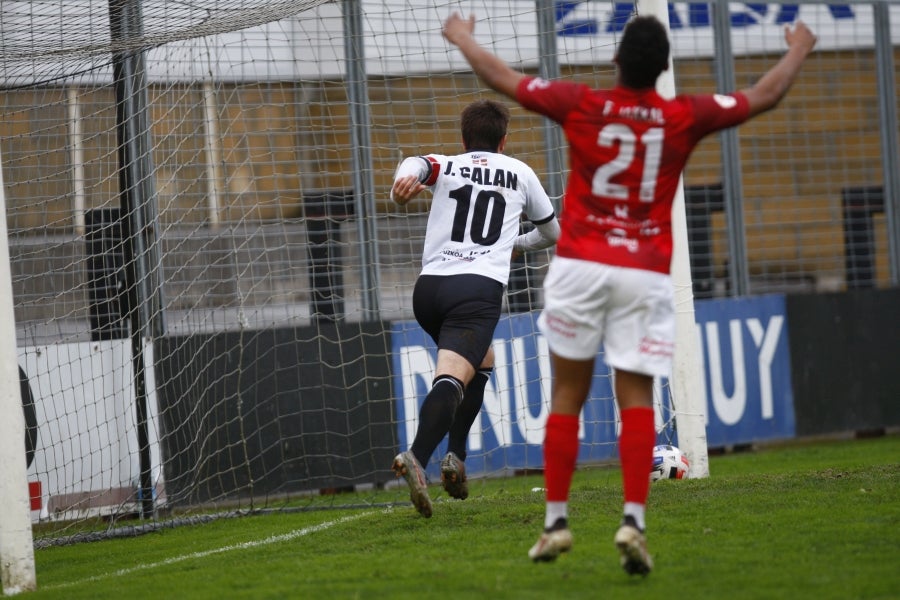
[785,287,900,437]
[18,287,899,513]
[3,46,897,294]
[137,289,900,503]
[154,321,397,503]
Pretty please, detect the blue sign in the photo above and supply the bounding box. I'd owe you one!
[391,312,680,478]
[391,293,797,476]
[555,2,855,35]
[694,294,796,446]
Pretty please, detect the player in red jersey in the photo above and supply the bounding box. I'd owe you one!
[443,12,816,573]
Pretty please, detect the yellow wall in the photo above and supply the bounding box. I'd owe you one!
[0,48,895,285]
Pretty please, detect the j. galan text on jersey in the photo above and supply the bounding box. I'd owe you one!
[394,150,556,285]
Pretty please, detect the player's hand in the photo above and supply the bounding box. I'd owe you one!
[391,175,426,206]
[443,12,476,46]
[784,20,817,54]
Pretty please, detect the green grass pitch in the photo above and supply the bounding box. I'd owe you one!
[14,434,900,599]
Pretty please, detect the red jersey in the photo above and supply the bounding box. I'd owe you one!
[516,76,750,274]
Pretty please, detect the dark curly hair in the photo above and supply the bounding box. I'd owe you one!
[617,15,670,89]
[461,99,510,151]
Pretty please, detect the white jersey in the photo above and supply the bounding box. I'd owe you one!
[395,151,555,285]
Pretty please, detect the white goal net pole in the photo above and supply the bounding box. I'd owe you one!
[636,0,710,478]
[0,146,37,594]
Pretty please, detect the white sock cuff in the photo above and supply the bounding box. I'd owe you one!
[545,501,568,529]
[624,502,646,531]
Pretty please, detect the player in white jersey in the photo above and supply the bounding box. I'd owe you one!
[390,99,560,517]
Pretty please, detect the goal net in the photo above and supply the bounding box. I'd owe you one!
[0,0,660,548]
[1,0,890,562]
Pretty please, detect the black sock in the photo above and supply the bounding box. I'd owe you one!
[546,517,568,532]
[410,374,464,466]
[447,368,492,461]
[622,515,644,533]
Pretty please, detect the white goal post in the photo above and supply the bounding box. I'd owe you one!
[0,145,37,595]
[637,0,711,478]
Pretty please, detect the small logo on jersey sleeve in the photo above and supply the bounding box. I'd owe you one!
[713,94,738,109]
[423,156,441,186]
[527,77,551,92]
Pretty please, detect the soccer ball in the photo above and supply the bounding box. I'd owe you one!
[650,444,690,481]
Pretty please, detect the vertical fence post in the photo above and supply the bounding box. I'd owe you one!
[108,0,165,518]
[873,2,900,285]
[343,0,381,320]
[712,0,749,296]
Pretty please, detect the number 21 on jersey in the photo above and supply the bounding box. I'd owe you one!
[592,124,663,203]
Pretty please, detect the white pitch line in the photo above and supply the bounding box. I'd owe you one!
[43,509,385,591]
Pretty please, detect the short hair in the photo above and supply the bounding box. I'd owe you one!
[460,99,510,151]
[617,15,670,89]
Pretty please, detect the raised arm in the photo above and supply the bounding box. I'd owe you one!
[742,21,817,118]
[442,13,525,100]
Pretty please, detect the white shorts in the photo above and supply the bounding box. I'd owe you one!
[537,256,675,377]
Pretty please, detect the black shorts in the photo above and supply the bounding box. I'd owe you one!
[412,273,504,370]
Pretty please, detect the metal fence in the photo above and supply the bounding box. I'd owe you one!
[0,1,898,346]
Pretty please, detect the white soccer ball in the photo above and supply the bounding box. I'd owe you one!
[650,444,690,481]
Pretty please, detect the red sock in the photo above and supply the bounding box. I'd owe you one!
[543,413,580,502]
[618,407,655,505]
